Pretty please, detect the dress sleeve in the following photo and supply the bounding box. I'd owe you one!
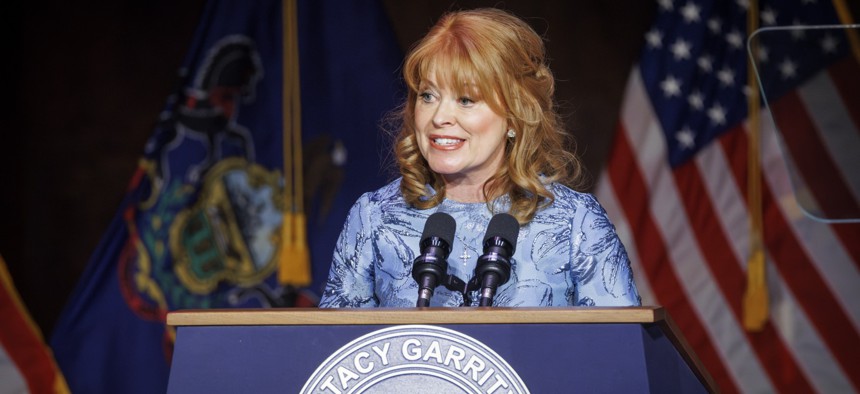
[318,193,379,308]
[570,194,641,307]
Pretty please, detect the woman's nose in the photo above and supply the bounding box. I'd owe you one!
[432,100,455,128]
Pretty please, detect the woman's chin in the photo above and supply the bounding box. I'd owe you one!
[428,163,463,177]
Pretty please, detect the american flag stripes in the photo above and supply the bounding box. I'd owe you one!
[596,0,860,392]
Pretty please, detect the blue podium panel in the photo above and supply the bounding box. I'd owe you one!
[167,310,709,393]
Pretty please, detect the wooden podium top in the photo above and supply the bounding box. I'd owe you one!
[167,306,666,326]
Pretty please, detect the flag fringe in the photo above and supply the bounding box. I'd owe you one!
[278,213,311,286]
[744,0,769,332]
[278,0,311,286]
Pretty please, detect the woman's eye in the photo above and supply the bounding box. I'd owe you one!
[418,92,434,102]
[458,97,475,106]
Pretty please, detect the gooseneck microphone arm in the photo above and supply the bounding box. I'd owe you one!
[475,213,520,307]
[411,212,456,307]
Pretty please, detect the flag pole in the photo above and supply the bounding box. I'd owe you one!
[743,0,768,332]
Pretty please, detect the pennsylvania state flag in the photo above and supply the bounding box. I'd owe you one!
[48,0,401,392]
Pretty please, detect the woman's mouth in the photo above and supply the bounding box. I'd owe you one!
[433,137,463,146]
[430,137,465,150]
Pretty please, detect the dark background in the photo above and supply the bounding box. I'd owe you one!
[2,1,657,338]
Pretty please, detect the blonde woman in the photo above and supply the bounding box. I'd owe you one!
[320,8,640,308]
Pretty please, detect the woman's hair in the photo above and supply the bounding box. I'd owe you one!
[394,8,583,224]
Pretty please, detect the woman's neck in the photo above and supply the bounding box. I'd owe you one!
[444,185,485,203]
[442,176,491,203]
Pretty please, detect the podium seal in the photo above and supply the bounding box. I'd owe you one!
[302,325,529,394]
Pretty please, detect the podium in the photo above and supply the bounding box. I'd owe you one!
[166,307,716,393]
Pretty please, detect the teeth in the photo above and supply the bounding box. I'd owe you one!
[433,138,461,145]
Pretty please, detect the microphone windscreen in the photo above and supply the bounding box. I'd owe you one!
[422,212,456,246]
[483,213,520,249]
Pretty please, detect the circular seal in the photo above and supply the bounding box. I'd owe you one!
[302,325,529,394]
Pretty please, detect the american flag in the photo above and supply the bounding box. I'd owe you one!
[596,0,860,392]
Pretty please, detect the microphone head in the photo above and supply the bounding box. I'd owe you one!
[483,213,520,253]
[422,212,456,246]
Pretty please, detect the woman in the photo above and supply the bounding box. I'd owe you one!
[319,8,640,308]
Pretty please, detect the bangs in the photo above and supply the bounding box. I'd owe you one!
[405,33,505,113]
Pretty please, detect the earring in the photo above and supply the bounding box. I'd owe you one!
[507,129,516,138]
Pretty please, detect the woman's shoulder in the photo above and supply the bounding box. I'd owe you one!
[546,182,607,216]
[352,177,405,209]
[541,183,623,239]
[367,178,402,199]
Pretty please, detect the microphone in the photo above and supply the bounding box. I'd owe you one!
[411,212,456,307]
[475,213,519,306]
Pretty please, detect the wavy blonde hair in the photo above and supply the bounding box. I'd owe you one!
[394,8,583,224]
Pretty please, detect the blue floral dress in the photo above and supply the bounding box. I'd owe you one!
[319,178,641,308]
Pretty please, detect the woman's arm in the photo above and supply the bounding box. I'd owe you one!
[569,194,642,307]
[318,194,379,308]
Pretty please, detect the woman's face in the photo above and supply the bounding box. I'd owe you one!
[413,72,508,186]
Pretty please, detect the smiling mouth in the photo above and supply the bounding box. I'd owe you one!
[433,137,463,146]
